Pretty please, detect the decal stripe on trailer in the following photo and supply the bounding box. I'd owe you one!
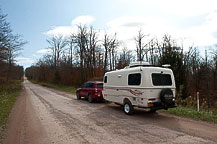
[104,87,144,96]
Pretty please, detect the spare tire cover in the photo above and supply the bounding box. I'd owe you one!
[160,89,174,106]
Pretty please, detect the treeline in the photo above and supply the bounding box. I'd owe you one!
[25,25,217,109]
[0,9,25,83]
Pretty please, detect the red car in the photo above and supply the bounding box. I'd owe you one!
[76,81,104,103]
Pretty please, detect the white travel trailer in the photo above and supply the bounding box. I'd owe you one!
[102,62,176,115]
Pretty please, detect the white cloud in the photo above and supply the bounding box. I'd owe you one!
[107,16,146,28]
[105,11,217,50]
[16,57,35,65]
[71,15,95,25]
[136,0,217,17]
[44,6,217,51]
[36,49,52,54]
[105,16,175,50]
[15,57,35,69]
[44,15,95,37]
[44,26,76,37]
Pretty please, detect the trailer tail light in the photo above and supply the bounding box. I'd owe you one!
[147,98,156,107]
[148,98,156,101]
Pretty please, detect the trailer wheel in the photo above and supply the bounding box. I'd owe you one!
[123,100,134,115]
[76,92,81,100]
[88,94,93,103]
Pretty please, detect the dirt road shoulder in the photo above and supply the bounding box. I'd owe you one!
[3,86,49,144]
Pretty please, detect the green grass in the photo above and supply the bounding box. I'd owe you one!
[33,81,76,94]
[160,106,217,123]
[0,81,21,139]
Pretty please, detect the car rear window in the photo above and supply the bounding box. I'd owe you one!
[152,73,172,86]
[85,83,94,88]
[97,83,103,88]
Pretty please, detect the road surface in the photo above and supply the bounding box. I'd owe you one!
[3,79,217,144]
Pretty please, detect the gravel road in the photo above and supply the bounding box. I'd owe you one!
[3,79,217,144]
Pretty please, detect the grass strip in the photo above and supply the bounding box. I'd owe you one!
[0,82,21,140]
[32,81,76,94]
[160,106,217,123]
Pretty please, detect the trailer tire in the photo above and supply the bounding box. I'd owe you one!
[123,99,134,115]
[160,89,174,106]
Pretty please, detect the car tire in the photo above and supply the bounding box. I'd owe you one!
[76,92,81,100]
[123,100,134,115]
[88,94,93,103]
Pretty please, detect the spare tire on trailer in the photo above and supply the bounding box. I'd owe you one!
[160,89,174,106]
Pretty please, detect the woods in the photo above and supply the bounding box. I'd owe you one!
[0,9,26,134]
[25,25,217,110]
[0,9,25,82]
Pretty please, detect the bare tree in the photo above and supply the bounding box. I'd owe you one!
[109,33,119,70]
[102,33,110,73]
[67,34,74,67]
[134,29,150,61]
[6,34,26,81]
[116,47,133,69]
[0,9,26,81]
[102,32,119,72]
[70,25,90,82]
[87,26,99,77]
[0,12,11,62]
[210,48,217,91]
[47,35,67,68]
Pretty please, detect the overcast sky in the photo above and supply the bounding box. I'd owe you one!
[1,0,217,68]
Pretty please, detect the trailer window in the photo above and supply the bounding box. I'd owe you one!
[128,73,141,85]
[104,76,107,83]
[152,73,172,86]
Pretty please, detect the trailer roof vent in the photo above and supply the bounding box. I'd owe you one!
[129,61,150,68]
[162,64,171,68]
